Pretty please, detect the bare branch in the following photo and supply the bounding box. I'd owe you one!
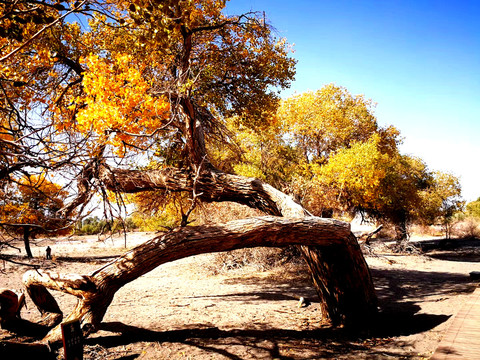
[180,155,206,226]
[0,0,89,63]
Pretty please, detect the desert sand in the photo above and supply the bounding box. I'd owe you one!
[1,232,480,359]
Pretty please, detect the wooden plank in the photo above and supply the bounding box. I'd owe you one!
[61,319,83,360]
[431,287,480,360]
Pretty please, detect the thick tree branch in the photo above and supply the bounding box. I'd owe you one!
[95,165,303,217]
[20,216,350,345]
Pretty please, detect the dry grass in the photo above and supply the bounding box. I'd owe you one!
[197,202,305,274]
[454,217,480,239]
[206,246,304,275]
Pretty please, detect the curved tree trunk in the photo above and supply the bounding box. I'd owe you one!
[98,165,378,326]
[21,216,368,345]
[299,235,377,326]
[16,165,379,347]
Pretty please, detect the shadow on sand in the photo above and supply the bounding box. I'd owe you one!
[4,240,479,359]
[415,238,480,262]
[79,260,478,359]
[92,320,434,360]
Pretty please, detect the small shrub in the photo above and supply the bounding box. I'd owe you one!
[456,217,480,239]
[208,246,303,274]
[76,217,108,235]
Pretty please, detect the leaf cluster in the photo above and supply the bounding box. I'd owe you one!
[466,198,480,219]
[215,84,463,238]
[0,174,71,235]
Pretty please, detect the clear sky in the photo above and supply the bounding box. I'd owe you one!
[225,0,480,202]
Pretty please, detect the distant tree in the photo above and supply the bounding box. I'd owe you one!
[275,86,402,215]
[418,172,463,239]
[378,156,433,241]
[216,87,436,242]
[307,135,431,240]
[0,175,70,257]
[276,84,400,164]
[466,198,480,219]
[76,216,107,235]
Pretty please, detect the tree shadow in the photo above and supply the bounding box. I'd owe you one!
[0,339,55,360]
[0,318,50,338]
[217,262,476,311]
[54,255,119,264]
[90,322,420,359]
[415,238,480,262]
[370,266,477,305]
[79,261,477,359]
[0,320,53,360]
[368,264,478,338]
[183,284,316,304]
[0,253,119,265]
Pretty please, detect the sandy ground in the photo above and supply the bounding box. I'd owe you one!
[1,232,480,359]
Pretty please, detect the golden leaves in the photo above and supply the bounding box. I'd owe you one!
[0,174,68,228]
[73,54,170,156]
[277,84,379,162]
[312,134,391,210]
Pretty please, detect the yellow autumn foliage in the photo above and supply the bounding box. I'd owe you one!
[311,134,390,210]
[0,174,70,234]
[277,84,379,162]
[71,54,170,155]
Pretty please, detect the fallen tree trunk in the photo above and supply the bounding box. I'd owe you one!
[97,165,378,325]
[21,163,378,348]
[20,216,373,345]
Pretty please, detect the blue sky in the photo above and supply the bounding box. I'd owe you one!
[225,0,480,201]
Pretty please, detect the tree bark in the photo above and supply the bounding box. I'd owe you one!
[98,164,378,326]
[23,225,33,258]
[22,216,362,345]
[299,234,377,326]
[0,289,24,328]
[23,164,378,347]
[26,160,379,348]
